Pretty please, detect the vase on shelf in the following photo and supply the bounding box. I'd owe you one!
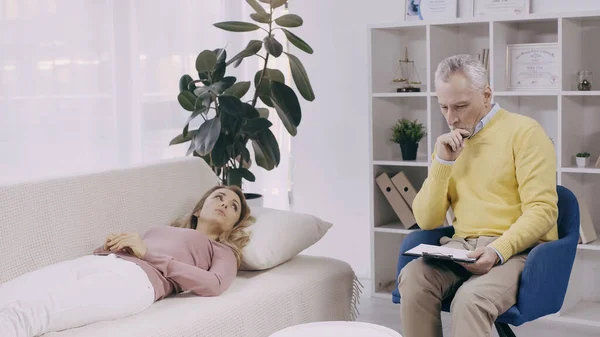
[576,157,589,168]
[399,142,418,161]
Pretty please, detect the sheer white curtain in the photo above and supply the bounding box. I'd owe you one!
[0,0,291,210]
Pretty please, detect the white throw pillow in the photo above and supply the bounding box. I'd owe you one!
[240,207,333,271]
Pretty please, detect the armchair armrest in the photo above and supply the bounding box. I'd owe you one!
[392,227,455,303]
[515,236,578,323]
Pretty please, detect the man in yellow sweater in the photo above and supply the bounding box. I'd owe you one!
[398,54,558,337]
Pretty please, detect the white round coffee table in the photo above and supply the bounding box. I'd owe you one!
[269,321,402,337]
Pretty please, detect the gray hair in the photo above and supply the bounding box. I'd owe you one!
[434,54,488,92]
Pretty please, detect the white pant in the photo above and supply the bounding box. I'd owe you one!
[0,254,155,337]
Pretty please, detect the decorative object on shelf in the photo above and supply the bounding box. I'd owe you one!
[405,0,457,21]
[576,152,591,167]
[392,47,422,92]
[506,43,559,90]
[473,0,530,17]
[579,200,597,244]
[390,118,426,161]
[375,172,417,229]
[476,48,490,72]
[170,0,314,201]
[595,155,600,169]
[577,70,593,91]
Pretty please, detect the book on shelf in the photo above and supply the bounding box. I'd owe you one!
[390,171,417,210]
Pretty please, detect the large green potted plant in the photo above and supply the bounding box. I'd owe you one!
[390,118,426,161]
[169,0,314,200]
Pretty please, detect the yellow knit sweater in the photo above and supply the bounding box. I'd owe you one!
[412,108,558,262]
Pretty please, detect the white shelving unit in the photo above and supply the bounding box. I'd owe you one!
[368,10,600,329]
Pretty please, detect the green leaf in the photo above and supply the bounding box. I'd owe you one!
[257,78,274,107]
[177,91,197,111]
[214,48,227,64]
[241,168,256,182]
[223,81,251,98]
[227,40,263,67]
[214,21,260,32]
[191,118,222,156]
[282,29,313,54]
[212,133,231,167]
[250,12,271,24]
[255,68,285,84]
[246,0,267,14]
[264,36,283,57]
[254,68,284,108]
[218,95,245,117]
[169,130,195,145]
[210,76,237,95]
[257,108,270,118]
[195,50,217,74]
[179,75,194,92]
[252,129,280,170]
[285,52,315,101]
[192,151,212,166]
[275,14,303,28]
[242,103,260,119]
[244,118,272,137]
[270,80,301,136]
[184,106,208,132]
[213,61,226,83]
[242,146,251,164]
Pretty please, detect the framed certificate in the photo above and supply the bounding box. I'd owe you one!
[473,0,530,17]
[405,0,457,21]
[506,43,560,90]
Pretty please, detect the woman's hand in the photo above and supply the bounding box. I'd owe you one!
[104,232,147,259]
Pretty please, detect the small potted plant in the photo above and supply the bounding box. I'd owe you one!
[390,118,426,161]
[576,152,591,167]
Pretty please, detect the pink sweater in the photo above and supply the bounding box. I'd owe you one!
[93,226,237,301]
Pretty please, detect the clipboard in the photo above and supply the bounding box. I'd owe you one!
[403,244,477,263]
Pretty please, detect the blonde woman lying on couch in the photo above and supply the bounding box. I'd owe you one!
[0,185,252,337]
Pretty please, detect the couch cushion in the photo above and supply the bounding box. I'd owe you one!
[0,157,218,283]
[44,255,358,337]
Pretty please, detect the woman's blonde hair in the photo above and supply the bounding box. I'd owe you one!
[170,185,252,268]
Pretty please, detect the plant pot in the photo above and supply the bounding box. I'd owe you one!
[399,142,419,161]
[576,157,589,167]
[244,193,264,207]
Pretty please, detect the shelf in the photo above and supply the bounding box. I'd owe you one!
[577,241,600,251]
[562,91,600,96]
[374,223,420,234]
[373,160,428,167]
[543,301,600,328]
[372,92,427,98]
[561,167,600,174]
[494,91,560,97]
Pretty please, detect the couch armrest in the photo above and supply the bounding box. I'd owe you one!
[515,237,578,323]
[392,227,455,303]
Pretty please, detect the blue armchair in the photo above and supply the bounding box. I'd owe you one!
[391,185,580,337]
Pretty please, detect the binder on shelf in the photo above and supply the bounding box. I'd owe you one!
[375,172,416,229]
[579,200,597,244]
[391,171,417,210]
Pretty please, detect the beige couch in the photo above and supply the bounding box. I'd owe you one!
[0,157,359,337]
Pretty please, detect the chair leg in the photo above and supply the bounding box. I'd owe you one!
[495,322,516,337]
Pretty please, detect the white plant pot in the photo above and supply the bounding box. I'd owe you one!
[576,157,589,167]
[244,193,263,207]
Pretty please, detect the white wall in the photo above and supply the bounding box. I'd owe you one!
[289,0,600,280]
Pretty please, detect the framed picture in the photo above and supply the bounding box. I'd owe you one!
[506,43,560,90]
[473,0,530,17]
[405,0,457,21]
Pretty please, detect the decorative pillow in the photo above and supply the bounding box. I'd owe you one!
[240,207,333,271]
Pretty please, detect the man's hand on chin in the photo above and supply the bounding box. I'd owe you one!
[458,247,499,275]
